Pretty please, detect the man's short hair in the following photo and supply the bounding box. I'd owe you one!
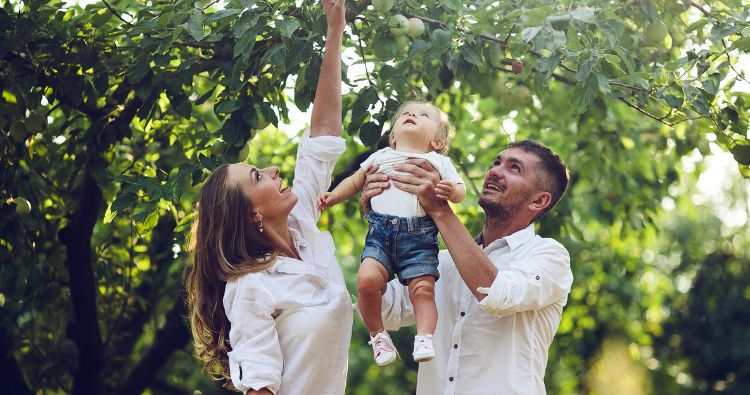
[508,139,569,221]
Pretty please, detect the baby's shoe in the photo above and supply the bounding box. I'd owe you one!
[413,334,435,362]
[369,331,398,367]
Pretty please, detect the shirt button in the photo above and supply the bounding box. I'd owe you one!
[453,344,458,349]
[391,218,398,224]
[535,275,540,280]
[449,377,454,381]
[460,312,465,316]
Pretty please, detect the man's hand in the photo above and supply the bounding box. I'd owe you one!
[391,158,451,215]
[358,165,387,215]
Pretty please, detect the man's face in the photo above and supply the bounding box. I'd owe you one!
[478,148,541,219]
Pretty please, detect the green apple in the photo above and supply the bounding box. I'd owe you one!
[238,140,251,163]
[645,21,668,45]
[9,121,29,143]
[395,35,411,52]
[512,85,532,107]
[15,197,31,214]
[372,0,395,14]
[25,111,48,134]
[388,14,409,37]
[406,17,425,38]
[210,140,227,156]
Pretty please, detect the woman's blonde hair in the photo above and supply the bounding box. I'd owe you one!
[185,164,277,389]
[389,100,456,155]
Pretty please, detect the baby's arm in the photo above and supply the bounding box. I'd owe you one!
[318,168,368,210]
[435,180,466,203]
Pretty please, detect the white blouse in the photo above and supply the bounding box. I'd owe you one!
[223,133,353,395]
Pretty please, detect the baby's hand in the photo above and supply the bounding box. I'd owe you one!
[435,180,455,201]
[317,192,332,211]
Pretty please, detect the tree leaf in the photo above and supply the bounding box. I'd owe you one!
[184,9,206,41]
[205,8,242,24]
[461,44,482,66]
[359,121,382,146]
[570,7,596,23]
[570,73,599,114]
[277,19,300,38]
[730,142,750,165]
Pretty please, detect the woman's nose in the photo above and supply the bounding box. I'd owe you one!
[267,166,280,178]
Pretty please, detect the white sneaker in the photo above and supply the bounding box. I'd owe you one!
[413,334,435,362]
[369,331,398,367]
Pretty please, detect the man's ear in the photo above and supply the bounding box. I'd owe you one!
[430,138,446,151]
[528,191,552,214]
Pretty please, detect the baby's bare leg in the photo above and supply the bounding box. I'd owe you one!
[358,257,390,335]
[407,275,437,335]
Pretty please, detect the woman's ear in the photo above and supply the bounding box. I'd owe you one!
[250,212,263,223]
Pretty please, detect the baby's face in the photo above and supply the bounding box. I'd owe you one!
[391,104,443,152]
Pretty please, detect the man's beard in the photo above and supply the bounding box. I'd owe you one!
[479,192,525,221]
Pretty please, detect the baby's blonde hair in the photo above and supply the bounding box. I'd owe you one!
[389,100,455,155]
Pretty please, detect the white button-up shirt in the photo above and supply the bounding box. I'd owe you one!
[223,133,353,395]
[382,224,573,395]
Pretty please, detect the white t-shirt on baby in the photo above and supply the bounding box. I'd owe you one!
[360,147,464,217]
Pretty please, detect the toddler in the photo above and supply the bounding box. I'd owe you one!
[318,101,465,366]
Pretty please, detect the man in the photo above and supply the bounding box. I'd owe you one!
[360,139,573,395]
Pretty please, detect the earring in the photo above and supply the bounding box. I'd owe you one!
[258,220,264,233]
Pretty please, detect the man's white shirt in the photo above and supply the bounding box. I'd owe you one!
[382,224,573,395]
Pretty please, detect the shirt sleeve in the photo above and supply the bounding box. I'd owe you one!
[359,149,383,170]
[225,275,283,394]
[292,131,346,222]
[477,240,573,318]
[380,280,416,331]
[442,157,464,184]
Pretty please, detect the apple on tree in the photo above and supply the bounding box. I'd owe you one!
[372,0,394,14]
[388,14,409,37]
[406,17,425,38]
[395,35,410,52]
[14,197,32,214]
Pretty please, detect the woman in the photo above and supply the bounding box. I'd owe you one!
[186,1,350,394]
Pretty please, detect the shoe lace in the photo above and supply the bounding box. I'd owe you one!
[369,333,394,356]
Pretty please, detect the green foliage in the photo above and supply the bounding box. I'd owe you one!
[1,0,749,393]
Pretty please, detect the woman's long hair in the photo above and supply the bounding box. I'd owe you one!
[185,164,277,388]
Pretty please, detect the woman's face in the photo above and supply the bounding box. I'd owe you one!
[226,163,296,222]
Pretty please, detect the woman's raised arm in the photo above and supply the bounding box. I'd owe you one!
[310,0,345,138]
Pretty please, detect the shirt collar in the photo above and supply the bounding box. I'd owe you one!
[475,223,536,251]
[289,227,308,249]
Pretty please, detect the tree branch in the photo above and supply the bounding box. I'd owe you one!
[59,165,105,395]
[102,0,134,27]
[689,1,712,18]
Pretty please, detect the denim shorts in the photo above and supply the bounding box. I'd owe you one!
[360,211,440,285]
